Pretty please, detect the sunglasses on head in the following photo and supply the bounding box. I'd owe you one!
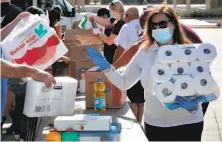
[150,20,171,30]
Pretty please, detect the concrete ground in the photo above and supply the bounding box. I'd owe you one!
[188,28,222,141]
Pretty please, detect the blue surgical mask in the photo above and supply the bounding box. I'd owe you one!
[152,27,173,44]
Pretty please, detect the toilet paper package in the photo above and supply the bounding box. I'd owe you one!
[197,43,217,63]
[151,64,172,82]
[157,45,180,64]
[190,61,210,77]
[170,62,191,79]
[174,76,195,97]
[179,44,198,62]
[155,82,176,103]
[0,13,68,71]
[23,77,78,117]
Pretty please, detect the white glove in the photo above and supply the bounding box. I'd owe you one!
[93,28,101,35]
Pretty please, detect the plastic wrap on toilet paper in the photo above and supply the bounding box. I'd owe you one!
[23,77,78,117]
[190,61,210,77]
[0,13,68,71]
[151,64,172,82]
[174,76,195,97]
[170,62,191,79]
[194,73,218,95]
[155,82,176,103]
[157,45,180,63]
[179,44,198,62]
[197,43,217,63]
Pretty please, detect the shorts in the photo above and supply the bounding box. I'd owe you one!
[127,81,145,103]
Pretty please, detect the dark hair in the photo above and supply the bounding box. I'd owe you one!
[53,5,62,14]
[45,3,52,9]
[144,4,191,48]
[97,8,110,18]
[48,9,61,27]
[26,6,45,16]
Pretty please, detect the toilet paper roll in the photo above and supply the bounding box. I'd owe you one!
[151,64,172,82]
[157,45,180,64]
[190,61,210,77]
[79,80,86,93]
[197,43,217,63]
[179,44,198,62]
[174,76,195,97]
[170,62,191,76]
[194,73,216,95]
[155,82,176,103]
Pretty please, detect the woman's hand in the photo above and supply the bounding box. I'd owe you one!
[60,56,70,64]
[86,46,110,71]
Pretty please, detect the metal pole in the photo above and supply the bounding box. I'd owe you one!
[186,0,191,10]
[173,0,177,9]
[33,0,37,7]
[206,0,211,9]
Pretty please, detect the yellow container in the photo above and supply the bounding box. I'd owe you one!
[94,78,106,112]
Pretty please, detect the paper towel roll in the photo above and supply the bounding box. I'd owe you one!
[179,44,198,62]
[155,82,176,103]
[174,76,195,97]
[157,45,180,63]
[79,80,86,93]
[194,73,216,94]
[190,61,210,77]
[151,64,172,82]
[197,43,217,62]
[170,62,191,76]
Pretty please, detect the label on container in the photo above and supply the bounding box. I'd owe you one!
[94,98,106,109]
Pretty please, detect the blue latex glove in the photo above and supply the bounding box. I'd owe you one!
[86,46,110,71]
[175,96,204,111]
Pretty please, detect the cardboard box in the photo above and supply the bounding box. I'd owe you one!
[54,115,111,131]
[69,60,96,80]
[65,44,102,61]
[64,29,101,45]
[85,70,127,109]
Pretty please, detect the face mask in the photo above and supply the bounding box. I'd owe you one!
[109,11,114,18]
[152,27,173,44]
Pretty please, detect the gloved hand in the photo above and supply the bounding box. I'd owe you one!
[86,46,110,71]
[175,96,204,112]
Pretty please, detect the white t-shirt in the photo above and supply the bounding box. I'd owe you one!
[105,42,203,127]
[0,16,5,25]
[115,19,142,50]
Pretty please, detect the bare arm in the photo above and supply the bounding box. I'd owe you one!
[113,48,135,69]
[92,16,112,28]
[1,59,35,78]
[112,45,125,63]
[1,59,56,87]
[98,34,117,46]
[113,40,145,69]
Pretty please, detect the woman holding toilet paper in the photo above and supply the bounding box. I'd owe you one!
[86,5,205,141]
